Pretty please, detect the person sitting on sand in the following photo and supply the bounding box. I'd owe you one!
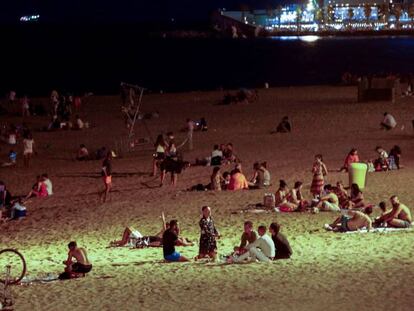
[346,183,366,209]
[233,221,258,255]
[73,115,84,130]
[272,116,291,134]
[310,154,328,198]
[373,201,391,227]
[325,207,373,232]
[248,162,271,189]
[380,112,397,130]
[59,241,92,279]
[1,150,17,167]
[76,144,89,161]
[275,180,297,212]
[163,219,192,262]
[374,146,389,171]
[42,173,53,196]
[316,184,340,212]
[335,181,350,209]
[228,168,249,191]
[287,181,308,212]
[269,222,292,260]
[222,171,231,190]
[339,148,359,172]
[223,143,237,163]
[196,206,220,261]
[375,195,412,228]
[25,175,48,200]
[210,166,224,191]
[231,225,274,263]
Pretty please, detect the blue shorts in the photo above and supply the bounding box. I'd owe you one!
[164,251,181,262]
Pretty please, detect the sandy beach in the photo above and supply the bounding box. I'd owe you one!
[1,86,414,311]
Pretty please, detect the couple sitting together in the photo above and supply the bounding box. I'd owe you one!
[226,221,292,263]
[227,162,271,191]
[325,195,412,232]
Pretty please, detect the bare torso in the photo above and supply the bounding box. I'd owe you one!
[397,204,412,222]
[347,211,372,231]
[69,248,90,265]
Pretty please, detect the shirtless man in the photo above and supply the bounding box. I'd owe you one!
[233,221,258,255]
[59,241,92,279]
[326,207,373,232]
[378,196,412,228]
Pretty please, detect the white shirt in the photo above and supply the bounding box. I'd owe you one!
[43,179,53,195]
[383,114,397,128]
[76,118,84,129]
[23,139,34,153]
[211,149,223,158]
[246,234,275,258]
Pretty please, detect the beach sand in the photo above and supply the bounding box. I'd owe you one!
[1,86,414,310]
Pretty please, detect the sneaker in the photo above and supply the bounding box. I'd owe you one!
[324,224,333,231]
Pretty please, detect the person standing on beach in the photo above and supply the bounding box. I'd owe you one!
[99,151,112,203]
[310,154,328,198]
[22,132,35,168]
[196,206,220,261]
[186,118,195,150]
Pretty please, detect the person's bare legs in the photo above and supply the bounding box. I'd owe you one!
[111,227,132,246]
[160,170,166,186]
[152,159,158,176]
[388,219,411,228]
[100,183,111,202]
[171,173,177,186]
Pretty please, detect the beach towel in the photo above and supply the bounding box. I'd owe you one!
[324,223,414,234]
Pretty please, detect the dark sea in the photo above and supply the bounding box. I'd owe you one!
[2,25,414,96]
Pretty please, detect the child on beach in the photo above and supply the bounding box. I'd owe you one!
[99,151,113,203]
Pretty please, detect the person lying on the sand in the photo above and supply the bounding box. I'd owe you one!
[163,219,192,262]
[269,222,292,260]
[233,221,258,255]
[376,196,412,228]
[110,213,193,247]
[315,184,340,212]
[325,207,373,232]
[59,241,92,280]
[229,225,274,263]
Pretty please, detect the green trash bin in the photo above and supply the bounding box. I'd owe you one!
[349,163,368,190]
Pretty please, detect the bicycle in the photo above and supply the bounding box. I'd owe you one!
[0,249,27,310]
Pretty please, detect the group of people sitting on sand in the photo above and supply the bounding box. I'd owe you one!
[160,206,292,263]
[194,143,238,167]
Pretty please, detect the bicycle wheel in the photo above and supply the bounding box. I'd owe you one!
[0,249,27,285]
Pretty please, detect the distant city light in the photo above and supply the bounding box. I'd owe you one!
[20,15,40,22]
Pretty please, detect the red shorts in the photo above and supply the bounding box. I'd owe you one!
[103,176,112,185]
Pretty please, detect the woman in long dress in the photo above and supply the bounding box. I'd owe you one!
[196,206,220,260]
[310,154,328,198]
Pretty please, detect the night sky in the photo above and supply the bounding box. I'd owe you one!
[0,1,286,24]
